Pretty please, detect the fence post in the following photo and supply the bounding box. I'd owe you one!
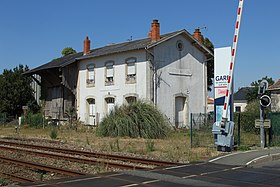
[238,112,241,146]
[190,113,193,148]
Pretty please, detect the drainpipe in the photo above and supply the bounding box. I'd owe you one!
[145,47,157,106]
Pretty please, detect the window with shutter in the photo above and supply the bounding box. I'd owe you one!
[126,57,136,83]
[105,61,114,85]
[105,97,115,113]
[87,64,95,86]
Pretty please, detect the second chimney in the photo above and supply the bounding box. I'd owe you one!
[83,36,91,55]
[151,19,160,42]
[193,28,204,43]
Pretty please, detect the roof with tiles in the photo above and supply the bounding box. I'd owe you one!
[25,29,213,75]
[268,79,280,91]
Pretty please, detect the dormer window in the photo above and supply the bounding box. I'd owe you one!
[126,57,136,84]
[105,61,114,85]
[87,64,95,87]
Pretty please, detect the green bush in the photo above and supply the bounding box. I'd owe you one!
[145,139,155,152]
[50,128,58,139]
[234,100,260,133]
[96,100,171,139]
[22,111,44,128]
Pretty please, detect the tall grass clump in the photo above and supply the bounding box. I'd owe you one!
[96,100,171,139]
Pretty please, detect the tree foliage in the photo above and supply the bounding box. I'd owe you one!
[246,76,274,103]
[203,38,214,91]
[0,65,39,118]
[61,47,77,56]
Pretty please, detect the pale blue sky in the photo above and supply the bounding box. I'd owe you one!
[0,0,279,92]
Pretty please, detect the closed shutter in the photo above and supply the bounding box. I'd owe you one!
[127,63,135,75]
[108,103,115,113]
[89,70,95,80]
[106,62,114,77]
[89,103,95,116]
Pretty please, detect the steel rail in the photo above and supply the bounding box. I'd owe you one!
[0,155,86,176]
[0,170,35,183]
[0,145,147,170]
[0,139,177,167]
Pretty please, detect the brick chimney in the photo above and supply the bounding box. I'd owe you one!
[150,19,160,42]
[83,36,90,55]
[193,28,204,43]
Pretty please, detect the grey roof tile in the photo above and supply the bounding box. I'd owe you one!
[25,30,212,74]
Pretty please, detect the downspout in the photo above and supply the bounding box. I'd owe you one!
[145,47,156,106]
[203,57,207,114]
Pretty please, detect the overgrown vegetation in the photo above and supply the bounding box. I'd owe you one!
[22,111,45,128]
[50,128,58,139]
[96,100,171,139]
[0,177,8,186]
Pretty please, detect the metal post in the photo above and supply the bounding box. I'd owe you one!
[237,112,241,146]
[260,106,265,149]
[190,113,193,148]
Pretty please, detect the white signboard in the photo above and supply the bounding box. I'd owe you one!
[214,47,232,98]
[214,47,232,122]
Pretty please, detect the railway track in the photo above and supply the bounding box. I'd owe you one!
[0,170,35,183]
[0,145,147,170]
[0,155,86,177]
[0,139,177,167]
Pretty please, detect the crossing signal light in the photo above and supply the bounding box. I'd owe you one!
[260,95,271,108]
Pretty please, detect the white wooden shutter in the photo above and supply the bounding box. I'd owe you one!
[89,103,95,116]
[127,63,135,75]
[89,70,95,80]
[106,62,114,77]
[108,103,114,113]
[106,67,113,77]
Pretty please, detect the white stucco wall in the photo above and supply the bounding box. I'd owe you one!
[153,35,207,126]
[233,101,247,112]
[77,50,151,124]
[76,34,209,127]
[271,93,280,112]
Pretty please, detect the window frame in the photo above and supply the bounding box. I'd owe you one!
[86,64,95,87]
[125,57,137,84]
[105,61,114,86]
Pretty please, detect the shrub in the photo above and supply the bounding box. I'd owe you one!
[96,100,171,139]
[22,111,44,128]
[145,139,155,152]
[50,128,58,139]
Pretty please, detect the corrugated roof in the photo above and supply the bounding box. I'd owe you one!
[26,29,213,75]
[268,79,280,91]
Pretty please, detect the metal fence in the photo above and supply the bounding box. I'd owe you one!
[190,113,214,148]
[0,113,7,124]
[188,112,280,149]
[269,112,280,146]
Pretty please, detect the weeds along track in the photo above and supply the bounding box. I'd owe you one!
[0,145,147,170]
[0,139,177,168]
[0,170,35,183]
[0,155,86,180]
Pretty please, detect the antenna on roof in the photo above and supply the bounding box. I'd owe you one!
[197,26,207,31]
[127,36,133,41]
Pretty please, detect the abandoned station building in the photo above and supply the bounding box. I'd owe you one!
[26,20,213,128]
